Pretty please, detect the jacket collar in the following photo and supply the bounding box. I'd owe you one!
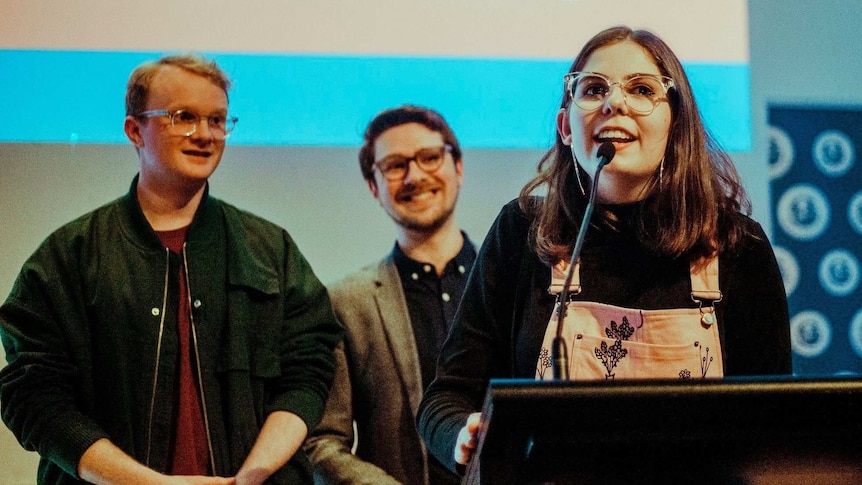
[120,175,278,296]
[120,175,221,251]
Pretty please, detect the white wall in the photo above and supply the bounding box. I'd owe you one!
[2,1,861,482]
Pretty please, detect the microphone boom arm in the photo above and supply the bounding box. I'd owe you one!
[552,142,615,380]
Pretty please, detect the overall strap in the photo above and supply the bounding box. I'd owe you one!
[690,256,722,326]
[548,256,723,320]
[548,260,580,298]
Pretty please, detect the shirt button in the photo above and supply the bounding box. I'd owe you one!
[193,299,202,309]
[423,264,433,273]
[458,265,466,274]
[442,293,451,302]
[411,273,419,280]
[151,308,160,316]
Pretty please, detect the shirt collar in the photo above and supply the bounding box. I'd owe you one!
[391,231,476,278]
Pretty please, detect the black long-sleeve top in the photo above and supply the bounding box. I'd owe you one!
[417,198,792,473]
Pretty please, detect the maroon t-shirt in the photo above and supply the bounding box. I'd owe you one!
[156,227,210,475]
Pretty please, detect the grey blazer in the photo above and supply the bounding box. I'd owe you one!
[305,256,430,485]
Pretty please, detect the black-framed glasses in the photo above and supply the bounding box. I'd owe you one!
[564,72,675,115]
[374,144,452,181]
[136,109,238,140]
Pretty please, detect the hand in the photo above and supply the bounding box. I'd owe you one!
[233,467,270,485]
[232,411,307,485]
[454,412,482,466]
[168,476,235,485]
[78,439,235,485]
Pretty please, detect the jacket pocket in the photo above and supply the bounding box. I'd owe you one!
[219,283,282,379]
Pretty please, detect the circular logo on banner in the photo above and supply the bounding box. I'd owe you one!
[772,246,800,297]
[849,191,862,236]
[768,125,795,179]
[776,184,831,241]
[850,308,862,359]
[812,129,855,177]
[818,249,861,297]
[790,310,832,358]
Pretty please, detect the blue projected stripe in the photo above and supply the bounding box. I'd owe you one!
[0,50,750,151]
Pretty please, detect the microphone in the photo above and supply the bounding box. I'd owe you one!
[596,140,616,169]
[552,141,615,380]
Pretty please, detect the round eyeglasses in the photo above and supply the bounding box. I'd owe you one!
[136,109,238,140]
[374,145,452,181]
[564,72,675,115]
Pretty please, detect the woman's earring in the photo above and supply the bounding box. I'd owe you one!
[574,158,586,196]
[659,157,665,192]
[567,144,586,196]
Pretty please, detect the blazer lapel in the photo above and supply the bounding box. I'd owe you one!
[372,258,424,415]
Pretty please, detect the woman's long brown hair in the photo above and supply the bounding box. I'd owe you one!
[519,26,751,265]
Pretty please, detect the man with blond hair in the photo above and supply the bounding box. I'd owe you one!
[0,54,342,484]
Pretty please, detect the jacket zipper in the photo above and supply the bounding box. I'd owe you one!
[145,248,171,467]
[182,245,217,473]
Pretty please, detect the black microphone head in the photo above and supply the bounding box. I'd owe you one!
[597,141,615,167]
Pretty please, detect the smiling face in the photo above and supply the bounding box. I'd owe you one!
[124,65,228,194]
[368,122,463,234]
[558,39,672,204]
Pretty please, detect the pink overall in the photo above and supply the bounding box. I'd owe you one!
[536,257,724,380]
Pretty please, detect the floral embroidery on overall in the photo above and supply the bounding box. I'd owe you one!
[678,342,714,379]
[594,316,635,379]
[537,347,552,379]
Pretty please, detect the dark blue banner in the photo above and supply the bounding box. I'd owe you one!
[769,106,862,376]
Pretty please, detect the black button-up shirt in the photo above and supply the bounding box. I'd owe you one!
[392,232,477,389]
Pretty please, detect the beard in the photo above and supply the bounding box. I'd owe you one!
[392,202,456,234]
[385,180,459,234]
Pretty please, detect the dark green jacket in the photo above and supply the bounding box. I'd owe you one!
[0,178,343,484]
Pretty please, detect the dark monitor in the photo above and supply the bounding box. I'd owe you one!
[463,377,862,484]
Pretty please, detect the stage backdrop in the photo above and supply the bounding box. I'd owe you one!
[768,106,862,376]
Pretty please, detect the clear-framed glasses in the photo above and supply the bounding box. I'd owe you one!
[564,72,675,115]
[136,109,238,140]
[374,144,453,181]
